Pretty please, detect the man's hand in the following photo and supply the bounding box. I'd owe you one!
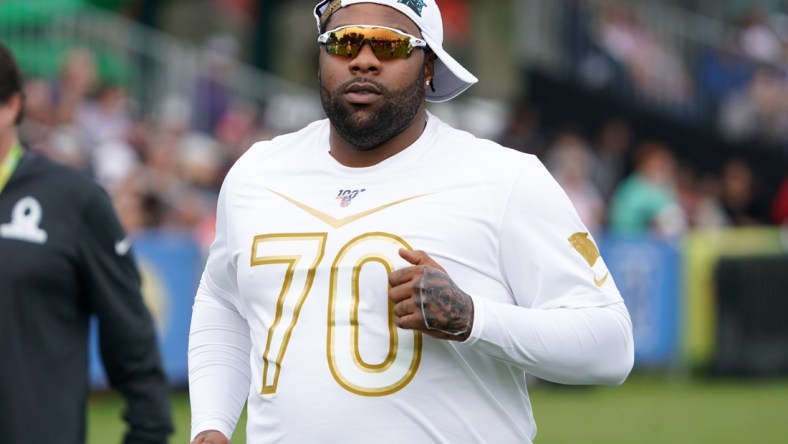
[191,430,230,444]
[388,249,474,341]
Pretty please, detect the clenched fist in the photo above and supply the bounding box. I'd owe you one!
[192,430,230,444]
[388,248,474,341]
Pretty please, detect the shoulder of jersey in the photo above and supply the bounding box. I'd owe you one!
[435,123,524,155]
[435,125,537,170]
[240,120,326,163]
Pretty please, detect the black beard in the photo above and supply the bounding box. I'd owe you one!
[319,70,425,150]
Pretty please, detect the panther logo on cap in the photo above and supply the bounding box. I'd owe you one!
[398,0,427,16]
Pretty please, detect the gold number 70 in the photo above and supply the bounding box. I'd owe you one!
[251,232,422,397]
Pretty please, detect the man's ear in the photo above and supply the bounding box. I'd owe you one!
[424,51,436,79]
[2,92,24,126]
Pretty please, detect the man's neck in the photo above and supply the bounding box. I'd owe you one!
[0,128,18,160]
[328,108,429,168]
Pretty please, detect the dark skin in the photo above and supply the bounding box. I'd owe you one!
[191,432,229,444]
[192,5,473,443]
[319,3,434,167]
[389,248,474,341]
[321,3,473,339]
[0,93,22,158]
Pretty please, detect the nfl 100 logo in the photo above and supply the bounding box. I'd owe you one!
[336,189,365,207]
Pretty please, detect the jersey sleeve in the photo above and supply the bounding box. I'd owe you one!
[77,185,173,443]
[464,158,634,385]
[188,175,252,441]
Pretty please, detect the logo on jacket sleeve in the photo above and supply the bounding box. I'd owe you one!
[115,236,132,255]
[0,196,48,244]
[568,232,609,287]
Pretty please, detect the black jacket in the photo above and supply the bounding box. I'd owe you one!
[0,150,173,444]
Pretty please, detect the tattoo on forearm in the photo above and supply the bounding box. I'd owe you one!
[418,268,473,336]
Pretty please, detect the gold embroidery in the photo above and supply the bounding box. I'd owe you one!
[269,189,433,229]
[594,273,609,287]
[568,232,600,267]
[568,232,609,287]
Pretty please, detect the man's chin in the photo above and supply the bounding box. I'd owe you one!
[344,109,379,129]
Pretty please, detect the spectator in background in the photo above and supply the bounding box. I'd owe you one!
[213,100,265,164]
[497,101,548,159]
[0,42,173,444]
[77,82,133,147]
[673,163,729,229]
[25,47,100,172]
[717,65,788,145]
[738,5,783,66]
[17,78,55,149]
[193,34,238,134]
[10,44,238,242]
[51,47,98,126]
[111,171,151,233]
[590,117,633,200]
[693,173,730,228]
[718,157,769,226]
[77,82,140,190]
[545,129,606,235]
[589,4,693,108]
[608,140,687,238]
[696,35,754,118]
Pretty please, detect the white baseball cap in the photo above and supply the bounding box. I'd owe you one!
[314,0,478,102]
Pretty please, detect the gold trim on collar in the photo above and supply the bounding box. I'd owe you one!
[269,189,433,229]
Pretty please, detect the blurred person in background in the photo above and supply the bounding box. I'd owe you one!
[696,33,754,118]
[737,5,783,66]
[193,34,238,134]
[497,101,548,159]
[590,117,633,201]
[51,47,99,126]
[75,81,140,190]
[187,1,633,443]
[17,78,55,150]
[673,162,729,229]
[717,65,788,146]
[718,157,769,226]
[587,3,693,107]
[608,139,688,237]
[545,129,607,235]
[0,43,173,444]
[17,48,100,173]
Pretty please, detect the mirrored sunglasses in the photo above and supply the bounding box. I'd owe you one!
[318,25,427,60]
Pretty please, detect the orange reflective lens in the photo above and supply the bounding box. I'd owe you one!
[318,25,427,59]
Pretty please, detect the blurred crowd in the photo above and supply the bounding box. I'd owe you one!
[567,1,788,149]
[499,0,788,239]
[17,45,275,254]
[498,102,788,240]
[12,1,788,251]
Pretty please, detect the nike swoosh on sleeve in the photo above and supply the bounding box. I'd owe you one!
[594,272,609,287]
[115,237,132,255]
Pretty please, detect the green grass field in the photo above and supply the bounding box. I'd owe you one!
[88,372,788,443]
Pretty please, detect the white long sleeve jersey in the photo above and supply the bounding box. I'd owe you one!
[189,113,634,443]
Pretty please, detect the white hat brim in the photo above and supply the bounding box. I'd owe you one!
[423,34,478,102]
